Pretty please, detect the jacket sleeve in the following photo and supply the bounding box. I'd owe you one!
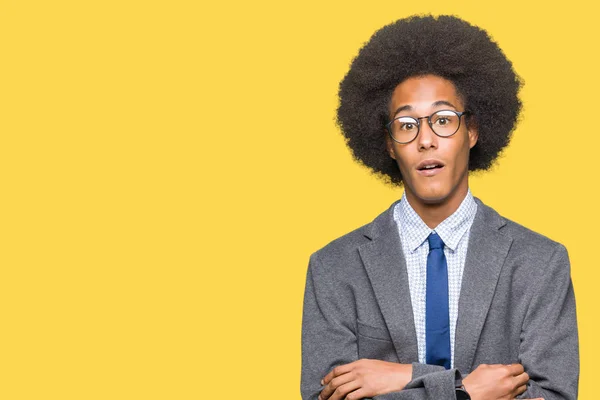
[517,244,579,400]
[301,253,460,400]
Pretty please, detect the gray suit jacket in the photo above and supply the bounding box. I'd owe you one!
[301,198,578,399]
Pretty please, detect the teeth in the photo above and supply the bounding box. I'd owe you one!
[424,165,437,169]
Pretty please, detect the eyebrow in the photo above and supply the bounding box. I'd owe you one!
[391,100,459,118]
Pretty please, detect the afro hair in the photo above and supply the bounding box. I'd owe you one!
[336,15,523,185]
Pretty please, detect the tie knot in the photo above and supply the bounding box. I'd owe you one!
[427,232,444,250]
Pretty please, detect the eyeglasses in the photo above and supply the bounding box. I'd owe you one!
[385,110,470,144]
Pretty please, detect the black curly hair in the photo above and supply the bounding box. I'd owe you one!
[337,15,522,185]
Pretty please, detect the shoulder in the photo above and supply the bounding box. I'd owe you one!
[309,201,399,273]
[312,223,370,262]
[476,198,568,260]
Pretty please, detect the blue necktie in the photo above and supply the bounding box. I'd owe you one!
[426,232,451,369]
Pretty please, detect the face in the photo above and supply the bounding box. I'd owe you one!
[386,75,478,207]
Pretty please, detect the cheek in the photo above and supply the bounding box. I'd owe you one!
[392,151,413,174]
[453,141,472,173]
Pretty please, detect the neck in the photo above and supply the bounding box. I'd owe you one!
[404,181,469,229]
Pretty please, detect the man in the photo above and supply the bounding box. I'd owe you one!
[301,15,578,400]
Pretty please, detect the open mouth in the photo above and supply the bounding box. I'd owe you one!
[416,160,445,175]
[417,163,443,171]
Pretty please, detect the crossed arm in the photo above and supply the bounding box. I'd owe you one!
[301,246,578,400]
[318,359,537,400]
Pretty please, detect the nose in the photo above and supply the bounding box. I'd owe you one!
[417,119,438,151]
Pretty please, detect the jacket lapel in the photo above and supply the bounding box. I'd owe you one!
[454,199,513,372]
[358,203,419,363]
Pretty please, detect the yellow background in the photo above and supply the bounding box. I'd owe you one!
[0,0,597,398]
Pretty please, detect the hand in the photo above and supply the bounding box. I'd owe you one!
[318,359,412,400]
[463,363,530,400]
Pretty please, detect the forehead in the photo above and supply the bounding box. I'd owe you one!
[389,75,464,114]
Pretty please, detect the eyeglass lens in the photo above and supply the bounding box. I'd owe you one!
[389,110,462,143]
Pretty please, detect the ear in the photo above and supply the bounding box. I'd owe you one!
[467,125,479,149]
[385,134,397,160]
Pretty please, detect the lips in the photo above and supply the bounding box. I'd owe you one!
[417,159,445,170]
[416,159,445,176]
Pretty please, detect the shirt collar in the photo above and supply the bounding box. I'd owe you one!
[393,189,478,253]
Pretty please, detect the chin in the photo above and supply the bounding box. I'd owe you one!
[417,192,450,205]
[412,184,451,204]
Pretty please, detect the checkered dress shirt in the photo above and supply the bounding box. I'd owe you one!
[393,190,477,368]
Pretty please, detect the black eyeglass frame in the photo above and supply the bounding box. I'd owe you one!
[385,110,471,144]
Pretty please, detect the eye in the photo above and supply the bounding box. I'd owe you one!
[395,117,418,131]
[432,112,457,126]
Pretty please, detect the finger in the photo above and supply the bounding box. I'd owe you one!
[322,362,355,385]
[513,371,530,387]
[512,383,527,396]
[344,387,369,400]
[324,380,361,400]
[319,372,355,400]
[507,363,525,375]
